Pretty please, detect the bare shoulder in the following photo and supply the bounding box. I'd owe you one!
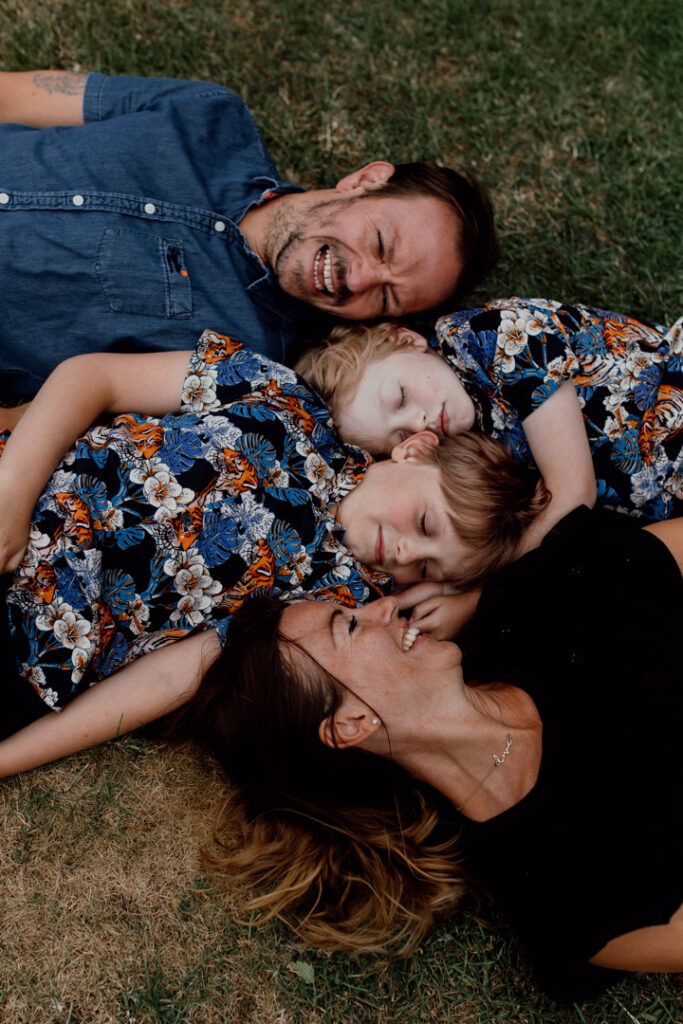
[643,518,683,574]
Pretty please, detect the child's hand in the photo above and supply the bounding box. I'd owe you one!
[394,581,445,611]
[408,588,482,640]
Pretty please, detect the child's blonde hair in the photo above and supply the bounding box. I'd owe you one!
[295,322,413,420]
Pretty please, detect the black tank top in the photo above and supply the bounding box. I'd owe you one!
[462,506,683,1000]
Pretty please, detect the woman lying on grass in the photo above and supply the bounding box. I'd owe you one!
[0,330,545,765]
[175,506,683,1002]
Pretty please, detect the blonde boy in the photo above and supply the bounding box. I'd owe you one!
[295,322,476,455]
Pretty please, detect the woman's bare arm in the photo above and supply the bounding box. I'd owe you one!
[0,629,221,779]
[590,902,683,972]
[0,70,87,126]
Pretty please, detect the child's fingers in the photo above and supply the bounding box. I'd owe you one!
[394,582,443,610]
[409,597,444,626]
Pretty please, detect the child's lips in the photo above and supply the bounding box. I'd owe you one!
[440,404,449,436]
[374,525,385,565]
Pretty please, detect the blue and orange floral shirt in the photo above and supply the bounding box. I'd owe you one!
[434,298,683,520]
[4,331,390,710]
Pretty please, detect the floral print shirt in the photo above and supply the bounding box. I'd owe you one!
[4,331,390,710]
[434,298,683,520]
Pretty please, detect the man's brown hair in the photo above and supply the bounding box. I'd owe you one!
[380,162,498,298]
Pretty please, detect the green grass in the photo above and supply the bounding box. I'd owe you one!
[1,1,683,1021]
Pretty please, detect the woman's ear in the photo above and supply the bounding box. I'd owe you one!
[391,430,440,463]
[319,707,382,750]
[335,161,395,195]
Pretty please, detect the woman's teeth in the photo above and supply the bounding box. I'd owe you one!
[403,626,420,651]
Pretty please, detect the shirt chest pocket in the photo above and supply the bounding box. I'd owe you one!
[96,227,193,318]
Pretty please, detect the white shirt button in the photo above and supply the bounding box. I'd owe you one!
[144,202,156,215]
[214,220,226,232]
[0,192,10,205]
[72,194,85,206]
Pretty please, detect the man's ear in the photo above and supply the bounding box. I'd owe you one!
[395,327,429,351]
[335,161,395,195]
[391,430,440,463]
[318,705,382,750]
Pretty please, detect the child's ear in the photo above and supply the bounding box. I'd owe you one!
[391,430,440,463]
[335,161,395,195]
[395,327,429,351]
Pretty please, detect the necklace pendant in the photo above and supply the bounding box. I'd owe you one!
[492,733,512,766]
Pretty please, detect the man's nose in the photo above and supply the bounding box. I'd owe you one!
[345,256,381,294]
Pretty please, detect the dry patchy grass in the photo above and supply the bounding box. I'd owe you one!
[0,742,282,1023]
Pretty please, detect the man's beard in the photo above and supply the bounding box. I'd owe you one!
[268,199,355,306]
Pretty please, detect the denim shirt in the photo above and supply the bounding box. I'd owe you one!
[0,73,322,395]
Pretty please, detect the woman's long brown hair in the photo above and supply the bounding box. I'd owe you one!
[166,594,471,954]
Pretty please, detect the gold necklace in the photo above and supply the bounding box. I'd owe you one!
[492,734,512,765]
[456,734,513,814]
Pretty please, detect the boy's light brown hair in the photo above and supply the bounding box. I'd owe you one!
[294,322,412,421]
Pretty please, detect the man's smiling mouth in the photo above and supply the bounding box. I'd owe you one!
[314,245,334,295]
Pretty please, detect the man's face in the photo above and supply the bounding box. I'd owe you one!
[268,191,463,318]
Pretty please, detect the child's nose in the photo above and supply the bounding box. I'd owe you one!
[396,537,418,566]
[415,408,428,430]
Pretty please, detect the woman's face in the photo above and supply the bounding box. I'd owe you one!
[280,596,463,719]
[337,434,471,584]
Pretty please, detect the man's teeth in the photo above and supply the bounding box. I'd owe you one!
[314,247,334,295]
[403,626,420,651]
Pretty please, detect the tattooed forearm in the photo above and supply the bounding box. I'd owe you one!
[32,71,86,96]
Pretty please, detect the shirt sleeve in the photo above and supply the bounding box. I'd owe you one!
[179,328,337,427]
[83,72,236,123]
[439,298,582,423]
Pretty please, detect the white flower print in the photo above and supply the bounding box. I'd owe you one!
[175,558,222,602]
[71,645,91,684]
[21,663,46,687]
[53,610,92,652]
[36,600,75,633]
[130,459,194,518]
[22,526,53,568]
[182,369,219,412]
[496,308,544,373]
[304,451,335,501]
[170,593,210,626]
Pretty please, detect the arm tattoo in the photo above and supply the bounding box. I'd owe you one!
[32,71,86,96]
